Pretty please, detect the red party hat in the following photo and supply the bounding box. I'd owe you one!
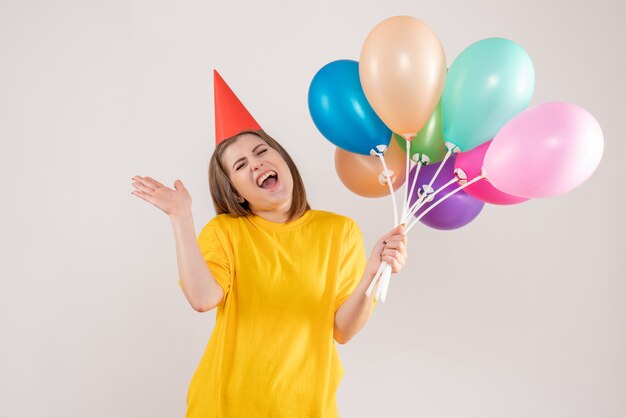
[214,70,262,145]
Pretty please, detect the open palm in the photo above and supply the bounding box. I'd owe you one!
[131,176,192,217]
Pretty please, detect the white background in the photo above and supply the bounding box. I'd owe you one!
[1,0,624,417]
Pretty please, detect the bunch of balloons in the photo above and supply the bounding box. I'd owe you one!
[308,16,604,302]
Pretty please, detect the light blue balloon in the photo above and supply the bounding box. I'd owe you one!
[308,60,391,155]
[442,38,535,151]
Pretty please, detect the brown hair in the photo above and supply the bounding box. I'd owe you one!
[208,130,310,222]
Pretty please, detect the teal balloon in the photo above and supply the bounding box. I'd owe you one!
[442,38,535,151]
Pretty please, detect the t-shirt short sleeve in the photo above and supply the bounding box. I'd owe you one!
[178,217,233,308]
[334,219,370,312]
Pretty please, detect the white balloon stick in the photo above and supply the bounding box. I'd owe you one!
[425,148,452,190]
[405,192,426,224]
[377,152,399,228]
[404,159,422,221]
[405,175,485,234]
[379,264,393,302]
[400,140,411,222]
[365,262,386,298]
[403,149,455,221]
[404,177,457,223]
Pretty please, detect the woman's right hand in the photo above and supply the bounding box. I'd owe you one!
[131,176,192,218]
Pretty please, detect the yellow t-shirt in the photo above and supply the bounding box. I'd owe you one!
[179,209,375,417]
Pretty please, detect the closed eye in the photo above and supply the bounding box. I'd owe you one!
[234,148,268,171]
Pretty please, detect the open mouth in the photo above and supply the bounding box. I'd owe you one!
[256,170,279,190]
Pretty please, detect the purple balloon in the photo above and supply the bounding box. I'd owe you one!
[408,155,485,230]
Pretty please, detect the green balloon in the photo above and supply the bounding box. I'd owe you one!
[394,100,447,164]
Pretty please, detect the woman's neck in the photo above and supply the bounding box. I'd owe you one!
[251,205,291,223]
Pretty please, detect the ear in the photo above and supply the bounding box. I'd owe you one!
[236,195,245,203]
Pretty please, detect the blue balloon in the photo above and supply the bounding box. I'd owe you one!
[308,60,391,155]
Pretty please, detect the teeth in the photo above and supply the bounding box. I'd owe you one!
[256,171,277,187]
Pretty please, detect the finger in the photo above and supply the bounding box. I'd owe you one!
[383,242,408,260]
[144,176,165,187]
[383,239,404,250]
[379,225,407,242]
[381,255,402,273]
[388,224,405,236]
[390,256,403,273]
[381,248,399,257]
[381,250,406,263]
[131,189,158,206]
[139,176,165,190]
[396,241,407,255]
[378,230,398,245]
[381,248,405,264]
[173,179,186,190]
[384,238,407,254]
[373,225,408,259]
[132,175,151,185]
[387,233,407,243]
[131,181,156,195]
[132,177,157,192]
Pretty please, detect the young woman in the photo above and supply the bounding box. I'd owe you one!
[133,131,407,418]
[131,129,407,417]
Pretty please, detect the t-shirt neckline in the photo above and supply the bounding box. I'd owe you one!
[247,209,314,231]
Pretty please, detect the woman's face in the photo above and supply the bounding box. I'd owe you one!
[222,133,294,214]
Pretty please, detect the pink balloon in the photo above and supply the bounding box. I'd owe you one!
[483,102,604,198]
[455,140,529,205]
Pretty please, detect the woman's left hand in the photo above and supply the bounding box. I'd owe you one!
[365,224,408,277]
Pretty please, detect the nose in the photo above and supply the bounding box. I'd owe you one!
[250,156,264,171]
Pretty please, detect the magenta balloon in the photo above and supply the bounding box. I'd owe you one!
[455,140,528,205]
[483,102,604,198]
